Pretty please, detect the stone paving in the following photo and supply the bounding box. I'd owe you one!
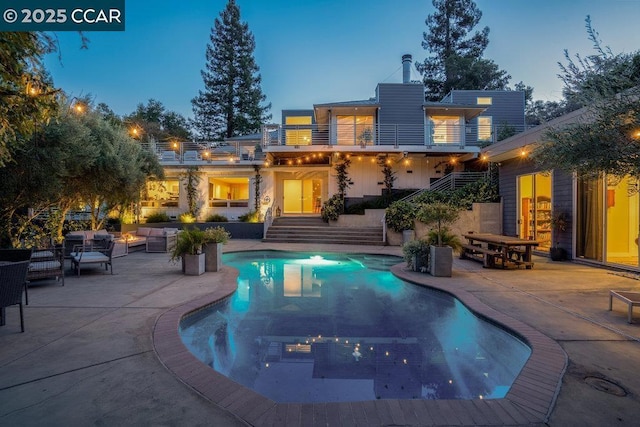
[1,240,640,426]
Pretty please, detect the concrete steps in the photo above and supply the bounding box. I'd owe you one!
[264,216,384,245]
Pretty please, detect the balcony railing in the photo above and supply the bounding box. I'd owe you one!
[262,123,526,148]
[140,140,264,165]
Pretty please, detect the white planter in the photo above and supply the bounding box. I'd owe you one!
[183,253,205,276]
[430,245,453,277]
[204,242,223,272]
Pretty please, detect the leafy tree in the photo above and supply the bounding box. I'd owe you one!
[0,32,59,166]
[532,16,640,180]
[416,0,510,101]
[191,0,271,140]
[124,98,192,142]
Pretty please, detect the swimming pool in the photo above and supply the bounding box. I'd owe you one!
[179,251,531,403]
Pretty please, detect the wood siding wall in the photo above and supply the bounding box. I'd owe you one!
[499,159,574,259]
[448,90,526,128]
[376,83,425,125]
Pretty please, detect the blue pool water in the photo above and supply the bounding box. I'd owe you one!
[179,251,531,403]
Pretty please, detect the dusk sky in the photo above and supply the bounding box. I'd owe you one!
[44,0,640,123]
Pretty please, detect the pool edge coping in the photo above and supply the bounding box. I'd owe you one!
[152,257,567,426]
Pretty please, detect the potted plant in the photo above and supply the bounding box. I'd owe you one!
[171,227,206,275]
[402,238,431,272]
[385,200,416,244]
[549,212,569,261]
[202,226,231,272]
[416,202,462,277]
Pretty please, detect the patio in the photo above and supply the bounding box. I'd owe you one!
[1,240,639,426]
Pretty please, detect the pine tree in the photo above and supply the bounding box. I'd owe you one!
[191,0,271,141]
[416,0,510,101]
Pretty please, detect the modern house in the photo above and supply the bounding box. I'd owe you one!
[483,107,640,271]
[140,55,525,225]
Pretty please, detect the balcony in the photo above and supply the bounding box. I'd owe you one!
[261,123,526,150]
[141,140,265,166]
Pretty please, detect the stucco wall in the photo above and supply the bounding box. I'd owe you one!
[387,202,502,246]
[330,209,385,227]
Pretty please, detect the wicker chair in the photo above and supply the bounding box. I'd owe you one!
[0,261,30,332]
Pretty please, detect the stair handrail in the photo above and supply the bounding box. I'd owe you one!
[382,212,387,244]
[263,201,275,239]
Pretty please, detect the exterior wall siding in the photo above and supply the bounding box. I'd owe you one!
[376,83,425,145]
[499,159,575,259]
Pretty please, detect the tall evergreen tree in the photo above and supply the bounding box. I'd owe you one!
[191,0,271,141]
[416,0,510,101]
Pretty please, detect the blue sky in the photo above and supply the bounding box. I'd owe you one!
[44,0,640,122]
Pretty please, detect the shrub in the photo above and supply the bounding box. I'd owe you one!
[402,238,431,269]
[203,226,231,244]
[205,213,228,222]
[415,202,461,246]
[385,200,416,232]
[179,212,197,223]
[238,210,260,223]
[145,212,170,223]
[321,194,343,222]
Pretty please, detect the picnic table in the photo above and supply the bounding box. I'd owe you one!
[461,233,539,269]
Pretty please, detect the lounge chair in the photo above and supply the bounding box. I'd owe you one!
[0,261,30,332]
[70,241,115,276]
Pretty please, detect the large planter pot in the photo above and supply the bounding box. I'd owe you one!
[402,230,415,244]
[549,247,566,261]
[183,253,205,276]
[430,245,453,277]
[204,242,223,272]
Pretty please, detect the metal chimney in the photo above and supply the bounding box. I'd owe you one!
[402,54,412,83]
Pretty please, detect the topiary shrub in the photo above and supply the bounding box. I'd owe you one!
[205,214,228,222]
[145,212,171,223]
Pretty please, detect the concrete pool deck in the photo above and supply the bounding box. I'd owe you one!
[1,240,640,426]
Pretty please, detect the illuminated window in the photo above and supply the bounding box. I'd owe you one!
[208,177,249,207]
[337,115,374,145]
[477,97,493,105]
[285,116,312,145]
[143,179,179,207]
[429,115,461,144]
[478,116,493,141]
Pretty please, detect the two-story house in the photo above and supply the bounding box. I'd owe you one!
[140,55,525,222]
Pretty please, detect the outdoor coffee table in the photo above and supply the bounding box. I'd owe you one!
[609,290,640,323]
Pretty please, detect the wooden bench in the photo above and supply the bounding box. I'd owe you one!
[609,291,640,323]
[460,244,503,268]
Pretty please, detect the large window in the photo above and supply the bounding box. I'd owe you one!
[429,116,461,144]
[208,177,249,207]
[142,179,179,207]
[478,116,493,142]
[285,116,312,146]
[336,115,374,146]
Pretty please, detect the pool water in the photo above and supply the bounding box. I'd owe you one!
[179,251,531,403]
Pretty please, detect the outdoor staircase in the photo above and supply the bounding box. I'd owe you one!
[264,216,384,245]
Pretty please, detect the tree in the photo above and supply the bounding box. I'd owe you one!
[124,99,192,142]
[0,32,59,166]
[532,17,640,180]
[0,100,164,246]
[416,0,510,101]
[191,0,271,140]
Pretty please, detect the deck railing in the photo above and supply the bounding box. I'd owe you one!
[261,123,526,148]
